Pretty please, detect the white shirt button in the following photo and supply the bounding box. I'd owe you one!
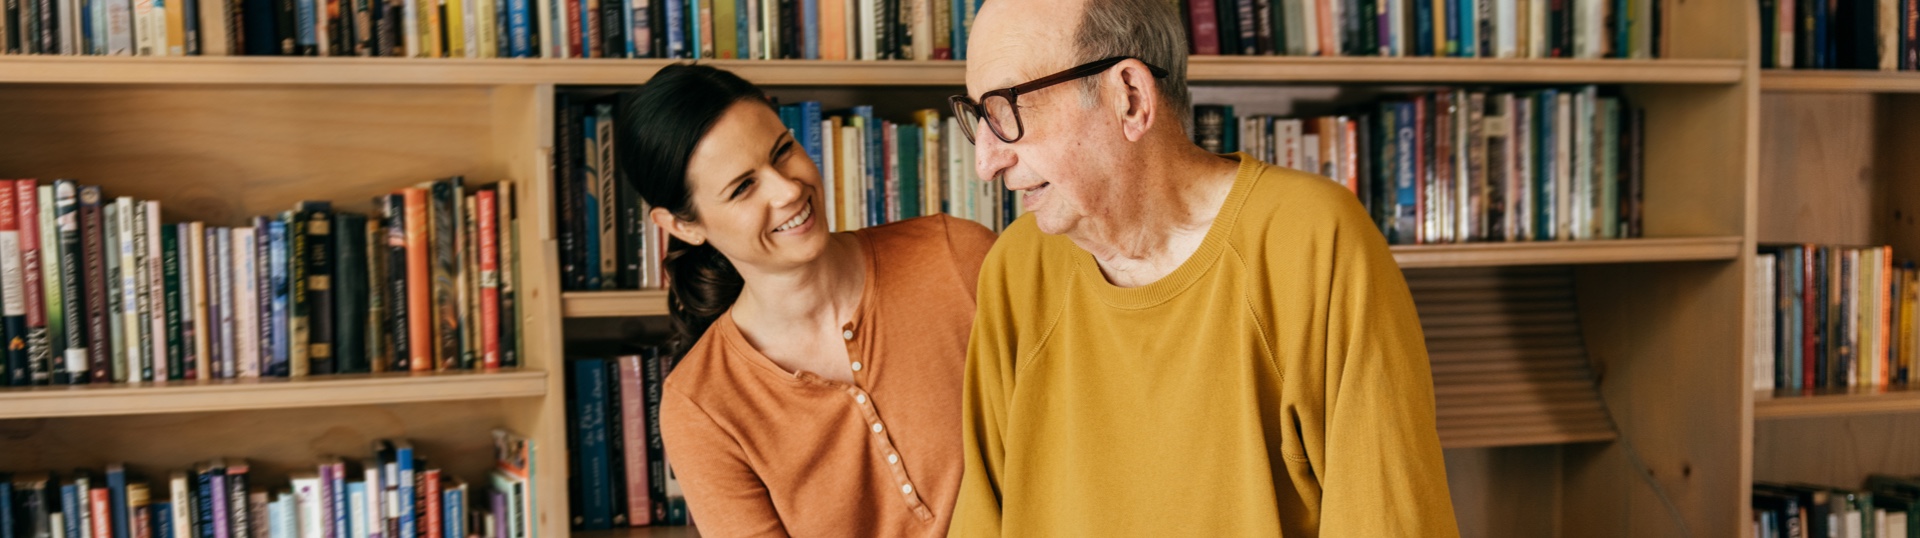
[851,361,863,372]
[887,454,898,464]
[842,330,854,340]
[855,394,867,404]
[901,484,913,495]
[872,423,883,433]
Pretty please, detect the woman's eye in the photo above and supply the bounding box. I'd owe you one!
[731,179,754,199]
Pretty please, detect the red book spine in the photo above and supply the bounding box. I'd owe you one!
[618,355,652,526]
[14,181,40,331]
[476,190,499,371]
[1188,0,1219,55]
[89,488,112,538]
[1883,246,1894,387]
[1414,96,1430,245]
[565,0,582,58]
[1804,244,1817,390]
[404,188,433,372]
[133,505,153,538]
[1342,118,1360,195]
[424,470,444,538]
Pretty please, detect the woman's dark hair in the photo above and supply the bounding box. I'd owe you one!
[614,64,770,357]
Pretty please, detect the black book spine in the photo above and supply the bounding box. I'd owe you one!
[497,185,516,368]
[617,146,642,290]
[640,347,666,522]
[1236,0,1254,55]
[34,0,52,54]
[254,217,274,375]
[1814,246,1830,387]
[648,0,663,57]
[194,469,214,538]
[52,182,85,385]
[603,357,628,526]
[78,186,109,384]
[226,467,251,538]
[302,202,335,376]
[601,0,623,57]
[21,0,36,54]
[364,209,387,370]
[558,97,585,291]
[333,212,368,374]
[161,225,184,380]
[4,0,18,53]
[429,179,461,370]
[1215,0,1235,56]
[382,194,410,371]
[778,0,796,58]
[277,0,298,54]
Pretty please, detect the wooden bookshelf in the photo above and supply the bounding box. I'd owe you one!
[0,55,1744,86]
[1761,69,1920,93]
[563,290,671,318]
[1754,388,1920,419]
[0,370,546,420]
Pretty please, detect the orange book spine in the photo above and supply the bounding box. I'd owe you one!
[404,188,433,372]
[819,0,846,60]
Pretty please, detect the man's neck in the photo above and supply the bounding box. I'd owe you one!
[1077,147,1241,288]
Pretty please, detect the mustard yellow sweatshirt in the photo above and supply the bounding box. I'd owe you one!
[949,154,1459,537]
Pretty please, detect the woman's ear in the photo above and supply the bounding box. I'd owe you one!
[650,206,705,246]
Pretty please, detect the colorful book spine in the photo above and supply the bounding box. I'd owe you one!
[105,202,126,381]
[460,194,476,369]
[497,182,517,368]
[0,184,25,386]
[381,194,410,372]
[15,181,47,386]
[253,217,273,377]
[40,185,73,385]
[429,179,461,371]
[210,227,231,379]
[286,211,309,377]
[402,189,431,372]
[145,202,165,381]
[188,221,209,380]
[232,227,259,378]
[267,219,290,378]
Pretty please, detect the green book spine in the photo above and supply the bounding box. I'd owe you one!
[161,225,184,380]
[332,212,368,374]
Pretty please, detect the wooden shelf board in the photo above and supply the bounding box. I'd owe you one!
[1761,69,1920,93]
[562,238,1741,317]
[0,370,546,419]
[563,290,670,318]
[1440,430,1618,449]
[1753,387,1920,419]
[0,56,1744,86]
[1390,236,1745,269]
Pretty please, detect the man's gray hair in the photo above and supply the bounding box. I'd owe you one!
[1073,0,1192,129]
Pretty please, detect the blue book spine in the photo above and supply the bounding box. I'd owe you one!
[396,448,415,538]
[346,483,366,538]
[620,0,635,57]
[580,114,603,290]
[442,489,461,538]
[211,473,229,538]
[1394,101,1417,244]
[268,220,289,377]
[60,484,81,538]
[266,500,284,538]
[856,106,881,227]
[108,468,129,538]
[1413,0,1433,56]
[330,467,348,538]
[1441,0,1457,56]
[801,102,823,169]
[801,0,817,58]
[1456,0,1473,56]
[734,0,747,57]
[0,479,13,538]
[686,0,699,58]
[1534,90,1556,240]
[899,125,920,218]
[664,0,683,57]
[571,359,612,529]
[182,0,199,53]
[195,470,214,538]
[153,503,173,538]
[243,0,277,54]
[1221,106,1237,153]
[296,0,318,49]
[950,0,965,59]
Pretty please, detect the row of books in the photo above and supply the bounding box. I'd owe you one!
[564,349,685,529]
[1757,0,1915,70]
[1194,85,1646,245]
[1753,478,1920,538]
[0,177,523,387]
[555,95,1011,292]
[1186,0,1668,58]
[1752,244,1917,393]
[0,0,986,58]
[0,431,534,538]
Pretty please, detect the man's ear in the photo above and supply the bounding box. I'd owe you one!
[650,206,705,246]
[1111,59,1160,143]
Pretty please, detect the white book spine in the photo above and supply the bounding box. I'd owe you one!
[116,197,142,380]
[856,0,874,59]
[134,0,163,55]
[1496,0,1517,57]
[189,221,210,379]
[292,477,323,538]
[404,0,420,56]
[821,120,837,233]
[215,228,235,378]
[1300,0,1320,56]
[147,202,166,377]
[105,203,127,381]
[464,0,480,57]
[1553,93,1573,241]
[1528,0,1547,57]
[1755,253,1778,392]
[170,473,192,538]
[234,227,260,378]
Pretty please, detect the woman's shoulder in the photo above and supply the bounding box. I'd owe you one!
[854,215,995,266]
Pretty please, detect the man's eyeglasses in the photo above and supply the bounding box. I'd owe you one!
[949,56,1171,145]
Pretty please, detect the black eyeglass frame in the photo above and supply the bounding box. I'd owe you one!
[949,56,1171,145]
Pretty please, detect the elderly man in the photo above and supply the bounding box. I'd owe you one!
[945,0,1460,535]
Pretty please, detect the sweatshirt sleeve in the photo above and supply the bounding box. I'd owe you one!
[658,386,791,538]
[947,233,1019,538]
[1314,191,1461,537]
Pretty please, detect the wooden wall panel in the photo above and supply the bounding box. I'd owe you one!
[1757,94,1879,246]
[1447,446,1566,538]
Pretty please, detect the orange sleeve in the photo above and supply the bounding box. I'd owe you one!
[942,215,998,300]
[658,386,791,538]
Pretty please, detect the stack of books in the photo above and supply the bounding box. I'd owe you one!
[0,177,524,387]
[1753,244,1917,393]
[1757,0,1915,70]
[1195,85,1646,245]
[0,430,534,538]
[564,347,684,529]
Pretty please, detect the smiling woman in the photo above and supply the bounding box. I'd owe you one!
[611,64,998,537]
